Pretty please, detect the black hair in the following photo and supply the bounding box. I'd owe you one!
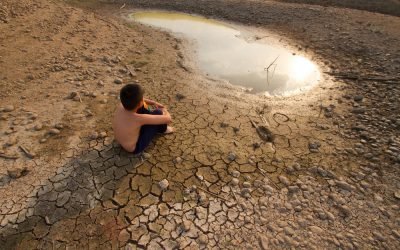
[120,83,144,111]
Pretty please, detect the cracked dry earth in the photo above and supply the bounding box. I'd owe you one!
[1,0,400,249]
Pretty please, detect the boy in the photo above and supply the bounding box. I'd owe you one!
[112,83,174,154]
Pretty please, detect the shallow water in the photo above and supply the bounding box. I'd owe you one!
[132,11,320,95]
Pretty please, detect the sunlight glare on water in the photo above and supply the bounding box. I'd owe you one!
[132,11,320,95]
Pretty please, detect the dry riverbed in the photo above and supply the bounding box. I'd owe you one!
[0,0,399,249]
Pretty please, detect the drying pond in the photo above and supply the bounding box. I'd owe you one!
[131,11,321,95]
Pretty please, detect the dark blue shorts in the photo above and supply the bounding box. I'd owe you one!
[132,106,167,154]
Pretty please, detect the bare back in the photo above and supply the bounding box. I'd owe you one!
[112,103,172,152]
[112,104,141,152]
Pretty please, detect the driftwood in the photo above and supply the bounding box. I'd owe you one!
[249,117,274,142]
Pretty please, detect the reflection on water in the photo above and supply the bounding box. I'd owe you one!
[132,11,320,95]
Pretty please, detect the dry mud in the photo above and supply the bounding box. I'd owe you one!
[0,0,399,249]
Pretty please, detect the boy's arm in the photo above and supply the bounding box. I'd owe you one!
[144,98,164,108]
[138,112,172,125]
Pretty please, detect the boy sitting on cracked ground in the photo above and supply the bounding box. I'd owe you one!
[113,83,174,154]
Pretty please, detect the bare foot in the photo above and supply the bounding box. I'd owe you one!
[164,126,175,134]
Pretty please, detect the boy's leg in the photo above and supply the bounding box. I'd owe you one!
[133,108,168,154]
[133,125,162,154]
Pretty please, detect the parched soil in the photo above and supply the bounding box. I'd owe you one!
[278,0,400,17]
[0,0,399,249]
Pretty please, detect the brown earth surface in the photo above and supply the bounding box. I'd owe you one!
[0,0,399,249]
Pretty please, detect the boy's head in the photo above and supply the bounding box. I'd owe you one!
[120,83,144,111]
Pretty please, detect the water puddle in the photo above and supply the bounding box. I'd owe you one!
[131,11,321,95]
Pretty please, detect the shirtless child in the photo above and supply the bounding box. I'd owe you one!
[112,83,174,154]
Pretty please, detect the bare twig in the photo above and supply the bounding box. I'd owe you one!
[197,186,230,202]
[120,3,126,9]
[229,186,238,202]
[256,165,279,189]
[264,56,279,86]
[19,146,35,159]
[0,153,19,160]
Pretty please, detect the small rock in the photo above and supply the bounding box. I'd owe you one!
[3,105,15,112]
[54,123,64,130]
[220,122,229,128]
[198,234,208,245]
[48,128,60,135]
[143,153,151,159]
[241,188,252,197]
[372,231,386,241]
[89,132,98,140]
[335,180,355,191]
[278,175,290,186]
[175,93,185,101]
[309,226,324,234]
[254,180,263,187]
[34,124,43,131]
[338,205,352,218]
[353,95,363,102]
[227,152,236,161]
[7,167,29,179]
[181,220,191,232]
[99,131,107,138]
[243,181,251,188]
[174,157,183,164]
[231,170,240,178]
[231,178,239,186]
[158,179,169,191]
[114,78,123,84]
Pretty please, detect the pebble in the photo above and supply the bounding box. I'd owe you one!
[198,234,208,245]
[7,167,28,179]
[231,170,240,178]
[394,191,400,199]
[182,220,191,232]
[231,178,239,186]
[227,152,236,161]
[372,231,386,241]
[278,175,290,186]
[89,132,98,140]
[158,179,169,191]
[338,205,352,217]
[353,95,363,102]
[3,105,14,112]
[54,123,64,129]
[48,128,60,135]
[243,181,251,188]
[309,225,324,234]
[34,124,43,131]
[174,157,183,164]
[114,78,123,84]
[335,180,355,191]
